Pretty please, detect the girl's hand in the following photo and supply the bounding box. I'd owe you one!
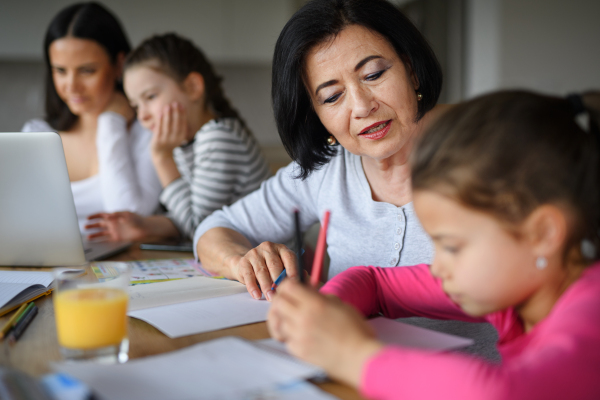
[267,280,384,387]
[151,102,189,160]
[85,212,149,242]
[105,92,135,124]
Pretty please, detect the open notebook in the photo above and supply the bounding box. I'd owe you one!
[0,271,54,317]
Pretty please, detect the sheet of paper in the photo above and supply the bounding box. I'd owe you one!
[256,317,473,356]
[128,292,270,338]
[53,336,323,400]
[369,317,474,350]
[127,276,247,311]
[244,381,340,400]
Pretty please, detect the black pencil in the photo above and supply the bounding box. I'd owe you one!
[294,209,305,284]
[7,304,38,344]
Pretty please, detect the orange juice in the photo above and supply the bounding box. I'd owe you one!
[54,287,128,349]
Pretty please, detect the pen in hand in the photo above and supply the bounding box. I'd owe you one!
[294,209,305,284]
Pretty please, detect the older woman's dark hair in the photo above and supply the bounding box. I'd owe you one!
[273,0,443,179]
[43,2,131,131]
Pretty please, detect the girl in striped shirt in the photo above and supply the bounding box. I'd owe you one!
[86,33,270,241]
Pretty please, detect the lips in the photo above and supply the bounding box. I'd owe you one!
[359,120,391,140]
[68,97,87,104]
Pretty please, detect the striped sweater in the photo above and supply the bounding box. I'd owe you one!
[160,118,271,239]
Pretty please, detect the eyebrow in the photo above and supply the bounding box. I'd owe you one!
[354,55,382,71]
[314,55,384,97]
[429,234,455,241]
[51,63,100,70]
[139,87,158,98]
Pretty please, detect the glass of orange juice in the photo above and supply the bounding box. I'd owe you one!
[53,263,130,363]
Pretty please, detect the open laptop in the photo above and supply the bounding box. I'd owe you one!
[0,131,130,266]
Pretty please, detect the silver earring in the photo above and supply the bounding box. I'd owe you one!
[535,257,548,270]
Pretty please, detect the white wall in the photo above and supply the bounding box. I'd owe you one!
[464,0,501,98]
[465,0,600,98]
[500,0,600,95]
[0,1,296,147]
[0,0,296,63]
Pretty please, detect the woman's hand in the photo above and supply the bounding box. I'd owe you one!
[230,241,299,301]
[150,102,189,160]
[105,92,135,124]
[267,280,384,387]
[85,212,150,242]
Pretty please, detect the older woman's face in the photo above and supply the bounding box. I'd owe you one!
[304,24,420,161]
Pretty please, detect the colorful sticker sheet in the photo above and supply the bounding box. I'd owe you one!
[92,259,225,285]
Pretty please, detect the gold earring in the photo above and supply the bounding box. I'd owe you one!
[327,135,337,145]
[416,92,423,101]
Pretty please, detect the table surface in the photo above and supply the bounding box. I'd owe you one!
[0,245,365,400]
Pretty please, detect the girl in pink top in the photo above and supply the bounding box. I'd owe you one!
[268,90,600,400]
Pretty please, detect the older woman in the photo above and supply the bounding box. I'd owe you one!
[196,0,449,300]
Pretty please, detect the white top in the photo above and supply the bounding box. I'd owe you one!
[161,118,271,239]
[22,112,162,232]
[194,147,434,279]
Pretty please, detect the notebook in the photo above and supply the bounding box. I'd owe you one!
[0,271,54,317]
[0,131,130,267]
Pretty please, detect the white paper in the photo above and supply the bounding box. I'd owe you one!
[127,276,247,311]
[256,317,473,356]
[370,317,474,350]
[242,381,340,400]
[128,292,270,338]
[53,336,323,400]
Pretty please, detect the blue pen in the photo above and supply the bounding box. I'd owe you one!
[271,269,287,290]
[270,249,303,290]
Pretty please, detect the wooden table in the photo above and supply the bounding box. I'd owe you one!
[0,246,365,400]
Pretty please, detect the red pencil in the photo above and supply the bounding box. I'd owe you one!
[310,210,330,287]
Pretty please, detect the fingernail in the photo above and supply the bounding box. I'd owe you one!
[252,290,261,300]
[265,291,273,302]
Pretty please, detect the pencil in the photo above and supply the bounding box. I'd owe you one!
[294,209,305,284]
[310,210,331,288]
[0,303,28,340]
[7,304,38,344]
[14,302,35,326]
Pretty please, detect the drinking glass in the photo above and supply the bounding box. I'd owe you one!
[53,263,130,363]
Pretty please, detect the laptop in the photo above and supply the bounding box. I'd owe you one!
[0,131,130,266]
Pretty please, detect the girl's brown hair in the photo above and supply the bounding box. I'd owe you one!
[412,90,600,262]
[124,33,246,129]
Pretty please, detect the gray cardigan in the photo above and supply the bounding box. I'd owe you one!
[194,147,434,279]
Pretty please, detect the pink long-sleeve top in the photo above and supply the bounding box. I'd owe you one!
[321,263,600,400]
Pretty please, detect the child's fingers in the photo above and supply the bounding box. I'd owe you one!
[160,104,172,142]
[176,103,188,141]
[170,102,180,138]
